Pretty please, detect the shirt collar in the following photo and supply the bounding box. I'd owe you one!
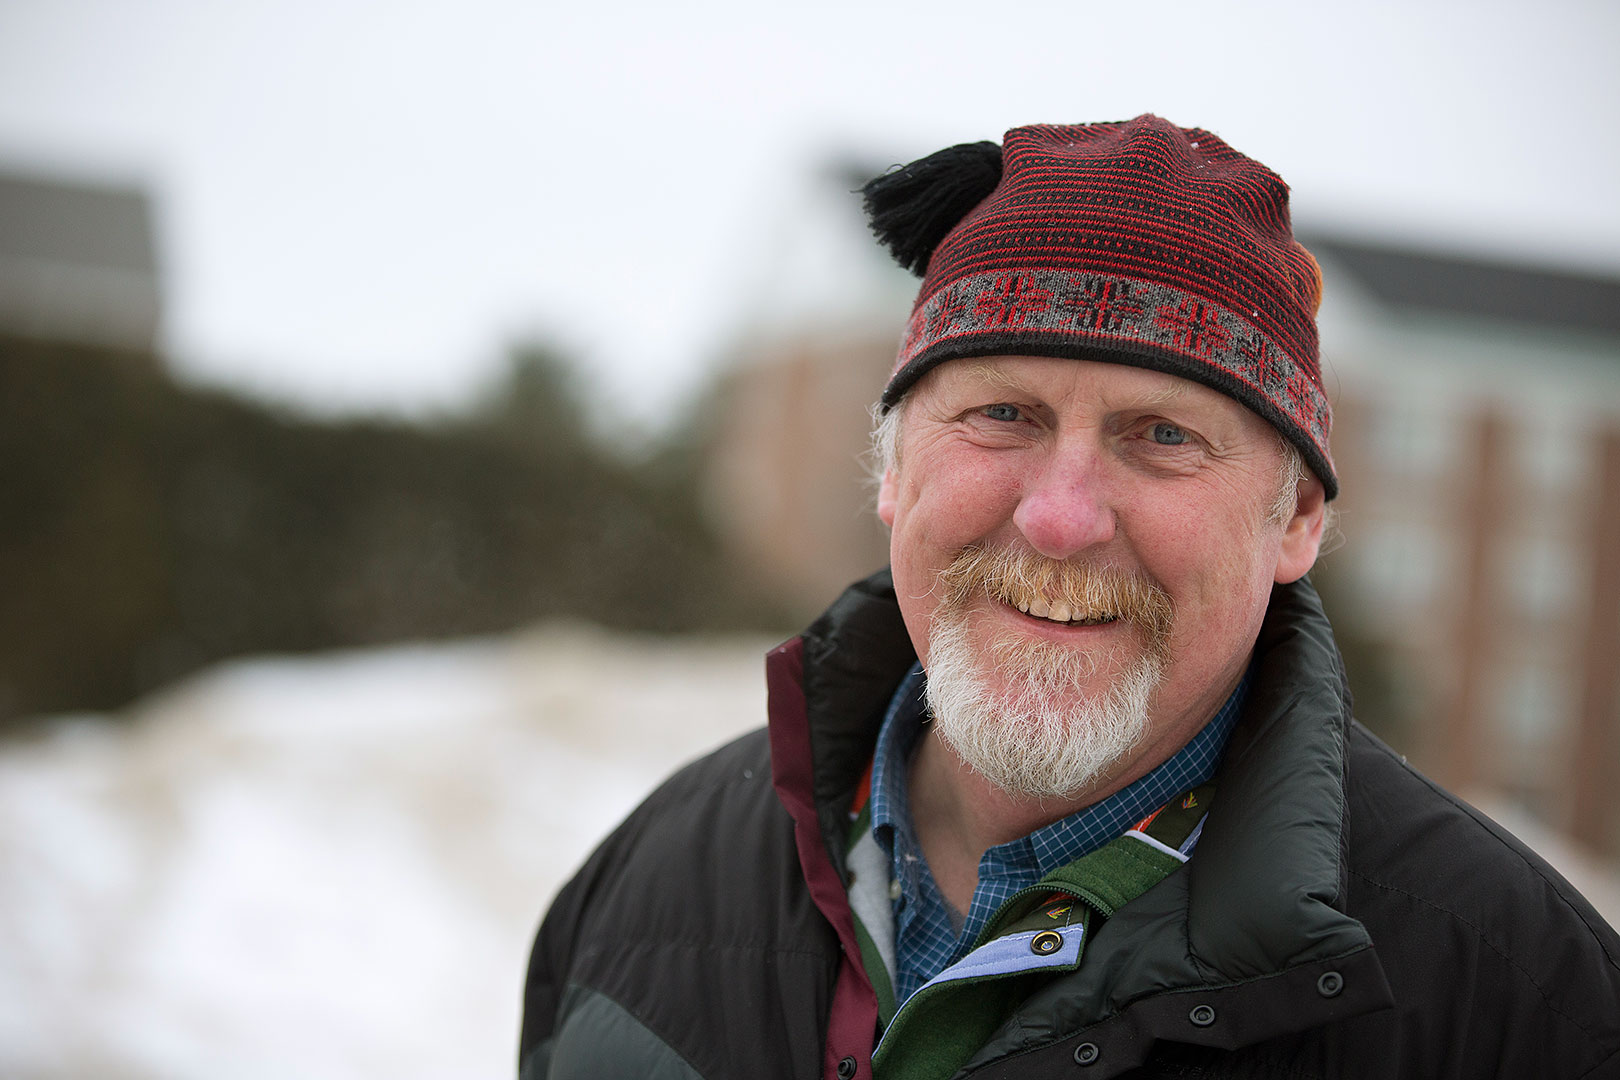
[868,663,927,855]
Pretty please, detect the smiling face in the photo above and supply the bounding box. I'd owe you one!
[877,354,1326,800]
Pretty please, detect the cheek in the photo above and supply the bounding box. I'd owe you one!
[895,458,1022,552]
[1169,536,1283,652]
[886,487,975,620]
[887,514,948,666]
[1141,504,1279,623]
[887,459,1024,660]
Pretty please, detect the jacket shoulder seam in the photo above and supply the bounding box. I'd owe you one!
[1350,725,1620,974]
[1577,1045,1620,1080]
[1348,867,1610,1047]
[613,731,774,831]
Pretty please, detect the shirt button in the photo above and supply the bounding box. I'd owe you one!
[1030,930,1064,955]
[888,879,901,901]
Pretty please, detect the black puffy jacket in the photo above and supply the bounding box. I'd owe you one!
[520,574,1620,1079]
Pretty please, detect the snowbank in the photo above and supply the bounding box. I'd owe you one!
[0,626,772,1080]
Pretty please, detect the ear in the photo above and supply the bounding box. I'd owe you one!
[878,468,899,528]
[1274,474,1327,584]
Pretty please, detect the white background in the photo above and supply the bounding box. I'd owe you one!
[3,0,1617,421]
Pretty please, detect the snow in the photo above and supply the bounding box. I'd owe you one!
[0,626,772,1080]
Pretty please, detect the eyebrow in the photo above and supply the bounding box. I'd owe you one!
[1134,382,1189,407]
[961,360,1029,392]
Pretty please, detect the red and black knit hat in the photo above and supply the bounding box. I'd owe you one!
[865,115,1336,498]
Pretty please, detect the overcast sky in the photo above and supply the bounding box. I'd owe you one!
[2,0,1616,423]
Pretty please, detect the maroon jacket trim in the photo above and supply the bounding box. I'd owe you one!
[767,637,879,1079]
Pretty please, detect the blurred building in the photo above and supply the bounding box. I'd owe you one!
[701,163,1620,857]
[0,168,163,351]
[1312,235,1620,855]
[701,162,913,618]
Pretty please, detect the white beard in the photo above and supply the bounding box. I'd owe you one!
[923,610,1164,801]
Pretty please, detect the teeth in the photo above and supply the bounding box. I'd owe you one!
[1009,596,1121,626]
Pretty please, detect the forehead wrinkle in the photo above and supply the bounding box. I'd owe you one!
[958,357,1193,406]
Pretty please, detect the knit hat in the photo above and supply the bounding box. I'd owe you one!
[864,115,1336,498]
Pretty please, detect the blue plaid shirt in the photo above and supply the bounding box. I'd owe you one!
[870,663,1247,1006]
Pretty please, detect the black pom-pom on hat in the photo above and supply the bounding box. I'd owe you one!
[861,141,1002,276]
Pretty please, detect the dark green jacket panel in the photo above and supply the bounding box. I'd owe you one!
[528,985,706,1080]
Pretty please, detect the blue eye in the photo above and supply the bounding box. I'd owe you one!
[1150,422,1189,445]
[984,403,1021,422]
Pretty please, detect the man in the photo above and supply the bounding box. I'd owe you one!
[520,116,1620,1079]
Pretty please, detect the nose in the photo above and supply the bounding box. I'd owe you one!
[1011,453,1116,560]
